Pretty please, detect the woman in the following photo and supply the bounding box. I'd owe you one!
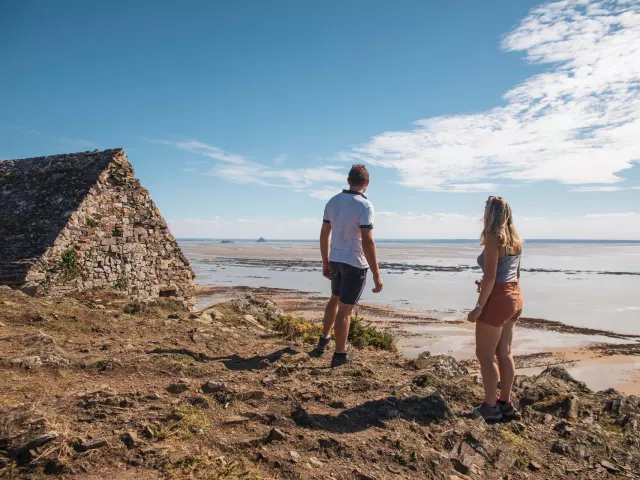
[468,196,523,421]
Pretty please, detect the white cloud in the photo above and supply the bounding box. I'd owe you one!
[377,211,399,217]
[343,0,640,191]
[148,139,247,164]
[151,138,345,195]
[308,186,343,200]
[183,167,197,172]
[273,154,288,165]
[570,186,624,192]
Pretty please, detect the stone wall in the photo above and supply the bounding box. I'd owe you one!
[2,149,195,307]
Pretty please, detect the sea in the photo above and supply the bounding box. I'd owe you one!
[178,239,640,336]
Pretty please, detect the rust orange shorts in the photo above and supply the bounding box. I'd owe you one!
[478,282,523,327]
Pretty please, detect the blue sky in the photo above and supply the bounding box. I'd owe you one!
[1,0,639,239]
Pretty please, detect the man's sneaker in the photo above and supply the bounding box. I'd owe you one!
[331,352,353,368]
[497,398,517,418]
[474,402,503,422]
[310,335,332,357]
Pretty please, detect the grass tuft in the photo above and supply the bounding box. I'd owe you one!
[269,313,396,352]
[271,315,322,344]
[348,314,397,352]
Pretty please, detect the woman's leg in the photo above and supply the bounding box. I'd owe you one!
[475,321,504,406]
[496,319,516,402]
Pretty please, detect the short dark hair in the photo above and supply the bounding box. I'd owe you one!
[348,164,369,187]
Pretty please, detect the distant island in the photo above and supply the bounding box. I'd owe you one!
[256,237,267,243]
[221,240,235,244]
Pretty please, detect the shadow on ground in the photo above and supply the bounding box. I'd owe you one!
[216,347,299,371]
[293,392,451,433]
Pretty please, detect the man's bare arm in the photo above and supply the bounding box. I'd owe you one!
[320,222,332,279]
[361,228,383,293]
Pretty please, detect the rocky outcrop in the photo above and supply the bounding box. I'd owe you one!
[0,150,195,306]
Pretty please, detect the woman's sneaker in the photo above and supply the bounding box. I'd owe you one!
[497,398,517,418]
[475,403,503,422]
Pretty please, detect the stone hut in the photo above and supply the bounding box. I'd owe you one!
[0,149,195,306]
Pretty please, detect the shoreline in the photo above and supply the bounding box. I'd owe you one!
[196,284,640,394]
[197,255,640,277]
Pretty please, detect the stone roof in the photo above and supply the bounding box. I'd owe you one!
[0,149,122,283]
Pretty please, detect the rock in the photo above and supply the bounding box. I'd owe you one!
[8,431,58,460]
[43,354,70,368]
[166,381,190,394]
[121,431,138,449]
[261,375,277,386]
[167,452,190,465]
[271,417,297,429]
[209,310,223,320]
[563,394,579,420]
[601,460,620,473]
[201,381,228,394]
[237,390,266,401]
[407,354,468,378]
[142,426,155,439]
[265,428,287,443]
[353,468,377,480]
[329,400,346,409]
[289,450,301,462]
[23,331,56,345]
[223,415,251,425]
[309,456,324,467]
[528,461,543,471]
[551,441,569,456]
[73,438,108,452]
[187,396,209,409]
[6,355,43,369]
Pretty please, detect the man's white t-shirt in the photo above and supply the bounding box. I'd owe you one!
[323,189,374,269]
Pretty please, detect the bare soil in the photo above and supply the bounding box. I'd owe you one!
[1,285,639,479]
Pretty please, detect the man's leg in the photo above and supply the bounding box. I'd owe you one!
[334,302,355,353]
[322,295,340,337]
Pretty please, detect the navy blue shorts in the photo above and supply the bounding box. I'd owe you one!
[330,261,368,305]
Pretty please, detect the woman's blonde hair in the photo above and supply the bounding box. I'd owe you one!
[481,196,522,252]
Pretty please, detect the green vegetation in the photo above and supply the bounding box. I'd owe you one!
[112,225,123,237]
[59,250,80,280]
[113,277,129,291]
[158,298,185,313]
[348,314,397,352]
[271,315,323,344]
[85,217,99,227]
[163,456,261,480]
[123,301,142,315]
[269,313,396,352]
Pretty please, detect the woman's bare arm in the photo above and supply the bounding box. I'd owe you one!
[476,235,500,308]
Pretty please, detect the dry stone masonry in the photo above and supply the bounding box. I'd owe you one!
[0,149,195,306]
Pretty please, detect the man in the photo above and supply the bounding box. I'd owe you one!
[314,164,383,367]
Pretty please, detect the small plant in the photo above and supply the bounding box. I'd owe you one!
[123,301,142,315]
[348,314,397,352]
[59,250,80,280]
[112,225,123,237]
[158,298,186,313]
[270,315,322,344]
[113,277,129,291]
[86,217,99,227]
